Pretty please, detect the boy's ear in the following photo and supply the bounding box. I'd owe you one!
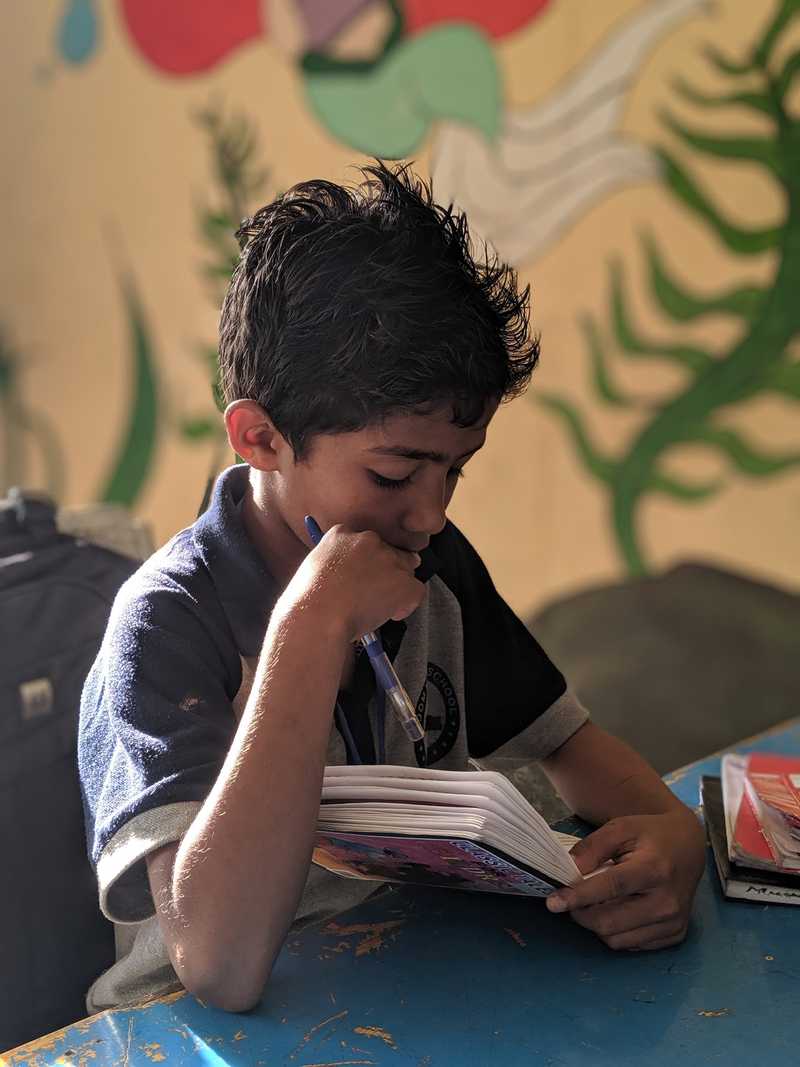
[224,400,289,471]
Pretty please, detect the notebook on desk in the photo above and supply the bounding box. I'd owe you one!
[701,775,800,906]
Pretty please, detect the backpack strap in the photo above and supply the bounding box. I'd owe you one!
[0,488,60,553]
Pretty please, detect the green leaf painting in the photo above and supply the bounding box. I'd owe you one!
[540,0,800,575]
[176,103,270,454]
[97,271,159,506]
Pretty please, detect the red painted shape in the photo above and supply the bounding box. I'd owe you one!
[117,0,552,77]
[119,0,264,75]
[403,0,551,39]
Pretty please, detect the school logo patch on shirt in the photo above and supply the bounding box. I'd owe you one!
[414,661,460,766]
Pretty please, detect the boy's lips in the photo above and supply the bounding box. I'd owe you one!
[394,539,429,553]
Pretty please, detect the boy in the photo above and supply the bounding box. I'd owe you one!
[79,163,705,1015]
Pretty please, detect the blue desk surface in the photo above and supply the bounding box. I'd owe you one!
[6,719,800,1067]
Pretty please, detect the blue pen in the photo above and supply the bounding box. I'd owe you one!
[304,515,425,744]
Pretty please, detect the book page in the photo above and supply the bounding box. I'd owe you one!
[319,765,581,885]
[322,782,545,840]
[322,765,551,836]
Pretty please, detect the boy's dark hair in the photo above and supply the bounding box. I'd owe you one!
[219,161,539,457]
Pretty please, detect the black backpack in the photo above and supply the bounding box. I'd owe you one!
[0,490,138,1049]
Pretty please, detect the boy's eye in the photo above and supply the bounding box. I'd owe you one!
[370,472,413,490]
[369,468,465,491]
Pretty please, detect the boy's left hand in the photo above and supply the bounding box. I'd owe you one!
[546,809,706,950]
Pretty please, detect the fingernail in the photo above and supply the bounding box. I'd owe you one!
[547,893,567,913]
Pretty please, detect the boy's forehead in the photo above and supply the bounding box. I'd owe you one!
[358,405,495,459]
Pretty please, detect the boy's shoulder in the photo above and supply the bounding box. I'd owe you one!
[108,465,279,662]
[428,517,497,602]
[105,524,229,656]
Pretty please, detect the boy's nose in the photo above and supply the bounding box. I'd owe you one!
[401,494,447,539]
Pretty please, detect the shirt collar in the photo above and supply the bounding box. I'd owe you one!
[192,465,441,658]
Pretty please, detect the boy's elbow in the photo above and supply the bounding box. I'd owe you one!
[191,980,263,1015]
[173,944,276,1014]
[179,963,268,1014]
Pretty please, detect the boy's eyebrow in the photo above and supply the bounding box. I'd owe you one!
[367,444,483,463]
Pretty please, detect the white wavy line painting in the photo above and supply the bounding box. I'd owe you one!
[431,0,707,265]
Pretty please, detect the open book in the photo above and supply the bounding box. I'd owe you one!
[312,764,582,897]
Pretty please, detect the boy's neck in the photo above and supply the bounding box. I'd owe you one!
[241,468,306,589]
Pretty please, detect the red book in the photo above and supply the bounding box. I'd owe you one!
[744,754,800,869]
[723,753,800,872]
[747,753,800,829]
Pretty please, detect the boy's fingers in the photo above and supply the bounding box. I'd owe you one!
[547,866,631,912]
[389,546,421,570]
[569,819,639,875]
[568,891,680,939]
[603,920,688,952]
[547,853,660,913]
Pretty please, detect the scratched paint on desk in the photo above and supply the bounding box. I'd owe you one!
[7,869,800,1066]
[2,996,186,1067]
[503,927,527,947]
[7,719,800,1066]
[321,919,405,958]
[352,1024,397,1048]
[287,1008,350,1060]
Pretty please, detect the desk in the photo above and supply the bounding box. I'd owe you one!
[5,718,800,1067]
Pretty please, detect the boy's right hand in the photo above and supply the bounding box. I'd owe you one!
[279,525,426,642]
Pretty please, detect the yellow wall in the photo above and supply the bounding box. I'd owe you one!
[2,1,798,616]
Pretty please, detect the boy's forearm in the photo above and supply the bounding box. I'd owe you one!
[541,721,689,827]
[160,599,350,1010]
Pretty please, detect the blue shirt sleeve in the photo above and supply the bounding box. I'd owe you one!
[78,565,241,902]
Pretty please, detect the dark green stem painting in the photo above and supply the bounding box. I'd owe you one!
[97,267,159,507]
[97,104,267,508]
[539,0,800,575]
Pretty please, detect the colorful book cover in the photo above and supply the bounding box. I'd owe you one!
[313,832,561,897]
[747,754,800,835]
[726,753,800,870]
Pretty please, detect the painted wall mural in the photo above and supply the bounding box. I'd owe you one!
[56,0,702,261]
[58,1,551,156]
[97,106,270,508]
[431,0,703,264]
[3,0,798,617]
[179,105,272,474]
[540,0,800,574]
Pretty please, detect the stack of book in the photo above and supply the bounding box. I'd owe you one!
[701,752,800,906]
[313,763,583,897]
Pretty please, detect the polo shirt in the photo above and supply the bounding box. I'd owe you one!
[78,465,589,1011]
